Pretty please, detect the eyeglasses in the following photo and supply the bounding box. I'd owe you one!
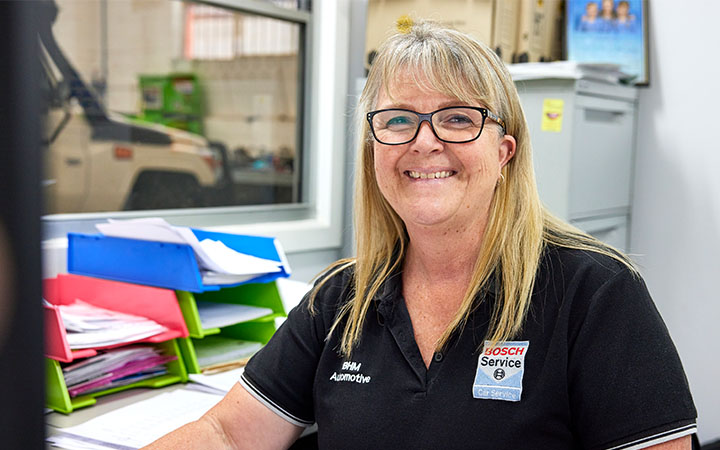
[366,106,506,146]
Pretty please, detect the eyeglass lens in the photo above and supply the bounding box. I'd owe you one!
[371,107,487,144]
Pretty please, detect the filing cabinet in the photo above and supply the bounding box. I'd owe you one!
[514,77,638,251]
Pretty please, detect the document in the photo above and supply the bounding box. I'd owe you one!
[59,300,168,349]
[188,367,245,394]
[96,218,282,285]
[195,300,273,330]
[192,335,263,368]
[508,61,632,83]
[48,388,223,449]
[63,346,175,397]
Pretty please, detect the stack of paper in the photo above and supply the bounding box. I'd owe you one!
[188,367,245,394]
[96,218,283,285]
[62,346,176,397]
[193,335,263,369]
[508,61,634,84]
[195,300,273,330]
[59,299,168,349]
[47,388,223,449]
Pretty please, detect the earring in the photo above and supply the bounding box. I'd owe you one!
[497,173,505,186]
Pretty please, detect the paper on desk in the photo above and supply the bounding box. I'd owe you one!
[52,388,223,449]
[188,367,245,394]
[47,434,122,450]
[275,277,312,312]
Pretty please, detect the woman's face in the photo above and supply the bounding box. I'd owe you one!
[617,3,629,18]
[586,2,598,18]
[601,0,614,15]
[372,72,515,233]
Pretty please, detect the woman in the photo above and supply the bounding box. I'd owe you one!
[146,21,696,450]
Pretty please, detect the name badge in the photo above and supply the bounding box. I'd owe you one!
[473,341,529,402]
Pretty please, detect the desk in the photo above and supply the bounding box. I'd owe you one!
[46,382,318,449]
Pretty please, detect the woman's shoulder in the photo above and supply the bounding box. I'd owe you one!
[307,260,356,310]
[538,242,654,327]
[545,241,632,272]
[540,242,639,294]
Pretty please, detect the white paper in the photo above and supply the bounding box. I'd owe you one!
[198,239,281,275]
[193,337,262,367]
[275,277,312,312]
[196,301,273,329]
[47,434,123,450]
[59,300,168,349]
[188,367,244,394]
[96,218,187,244]
[96,218,282,283]
[54,389,223,449]
[508,61,632,83]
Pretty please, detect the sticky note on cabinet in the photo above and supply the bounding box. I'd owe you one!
[541,99,564,132]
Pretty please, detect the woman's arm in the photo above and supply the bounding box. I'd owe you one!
[646,435,691,450]
[143,383,304,450]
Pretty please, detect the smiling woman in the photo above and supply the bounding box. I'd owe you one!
[144,20,697,450]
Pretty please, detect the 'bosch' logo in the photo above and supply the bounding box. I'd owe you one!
[493,368,505,380]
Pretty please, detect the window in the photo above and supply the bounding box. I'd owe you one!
[42,0,350,255]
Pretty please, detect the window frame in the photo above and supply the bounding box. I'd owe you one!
[42,0,350,254]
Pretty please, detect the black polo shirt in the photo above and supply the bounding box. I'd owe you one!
[240,245,697,449]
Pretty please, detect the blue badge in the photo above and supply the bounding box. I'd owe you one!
[473,341,529,402]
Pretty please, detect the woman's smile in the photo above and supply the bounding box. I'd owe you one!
[405,170,457,180]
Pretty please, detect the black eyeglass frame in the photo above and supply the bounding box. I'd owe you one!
[366,106,507,146]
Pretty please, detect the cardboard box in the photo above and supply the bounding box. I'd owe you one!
[514,0,564,63]
[492,0,520,63]
[365,0,519,66]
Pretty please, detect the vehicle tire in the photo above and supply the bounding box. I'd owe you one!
[125,172,202,210]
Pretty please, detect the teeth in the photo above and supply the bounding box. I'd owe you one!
[408,170,453,179]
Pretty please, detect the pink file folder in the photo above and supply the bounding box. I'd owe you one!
[44,273,189,363]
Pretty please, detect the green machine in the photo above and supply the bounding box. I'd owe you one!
[138,73,204,135]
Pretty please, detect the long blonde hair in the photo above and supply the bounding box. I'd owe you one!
[311,20,633,356]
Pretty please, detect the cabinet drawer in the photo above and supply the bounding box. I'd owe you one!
[569,96,635,218]
[571,215,629,252]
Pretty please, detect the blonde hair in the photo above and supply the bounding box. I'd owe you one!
[311,20,634,356]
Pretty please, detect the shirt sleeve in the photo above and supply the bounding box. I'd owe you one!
[567,268,697,450]
[240,270,348,427]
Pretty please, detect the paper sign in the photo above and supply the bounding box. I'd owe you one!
[541,99,564,132]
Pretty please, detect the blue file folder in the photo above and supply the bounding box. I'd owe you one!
[67,229,291,292]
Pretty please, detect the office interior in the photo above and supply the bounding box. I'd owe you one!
[0,0,718,447]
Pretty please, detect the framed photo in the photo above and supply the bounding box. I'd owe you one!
[566,0,649,85]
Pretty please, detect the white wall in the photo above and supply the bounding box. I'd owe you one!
[631,1,720,444]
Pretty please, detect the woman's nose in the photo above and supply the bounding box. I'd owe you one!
[411,120,443,153]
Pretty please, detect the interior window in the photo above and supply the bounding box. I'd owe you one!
[42,0,306,214]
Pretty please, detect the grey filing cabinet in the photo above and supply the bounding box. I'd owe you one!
[514,77,638,252]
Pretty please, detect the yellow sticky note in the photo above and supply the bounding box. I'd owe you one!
[396,15,413,34]
[541,99,564,132]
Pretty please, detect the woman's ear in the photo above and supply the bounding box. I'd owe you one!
[498,134,516,168]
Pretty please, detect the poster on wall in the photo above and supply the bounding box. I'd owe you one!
[566,0,648,85]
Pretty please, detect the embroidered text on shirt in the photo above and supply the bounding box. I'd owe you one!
[329,360,372,384]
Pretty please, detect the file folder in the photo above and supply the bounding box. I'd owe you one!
[44,274,189,413]
[46,339,187,414]
[175,280,287,373]
[44,274,188,363]
[67,229,291,292]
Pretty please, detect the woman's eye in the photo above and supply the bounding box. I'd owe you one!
[385,116,414,127]
[442,114,473,127]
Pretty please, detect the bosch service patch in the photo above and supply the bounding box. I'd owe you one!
[473,341,529,402]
